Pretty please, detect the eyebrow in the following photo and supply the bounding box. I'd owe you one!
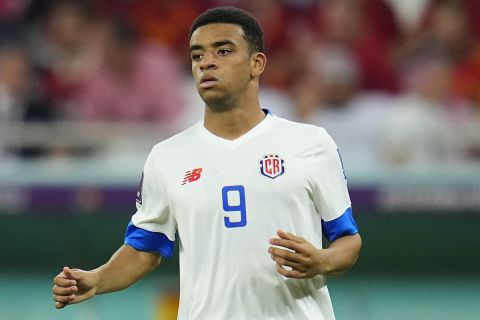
[189,40,236,52]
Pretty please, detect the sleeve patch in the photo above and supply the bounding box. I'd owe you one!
[136,173,144,205]
[337,148,347,180]
[322,207,359,242]
[124,221,175,257]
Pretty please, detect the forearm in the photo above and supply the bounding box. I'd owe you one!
[321,233,362,277]
[93,245,162,294]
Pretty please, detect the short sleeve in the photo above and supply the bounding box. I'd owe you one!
[312,129,359,241]
[124,147,176,257]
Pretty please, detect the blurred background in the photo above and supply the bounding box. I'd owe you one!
[1,0,480,319]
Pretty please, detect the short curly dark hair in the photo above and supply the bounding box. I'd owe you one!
[189,6,264,53]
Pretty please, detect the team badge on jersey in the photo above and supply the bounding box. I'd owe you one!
[259,154,285,179]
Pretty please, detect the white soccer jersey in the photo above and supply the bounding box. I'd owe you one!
[125,111,358,320]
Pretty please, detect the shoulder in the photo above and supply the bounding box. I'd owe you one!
[270,115,332,143]
[149,122,201,157]
[269,116,340,165]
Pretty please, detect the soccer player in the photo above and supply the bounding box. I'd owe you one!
[52,7,361,320]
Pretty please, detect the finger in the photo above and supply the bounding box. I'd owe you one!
[53,275,77,287]
[69,291,95,305]
[269,247,304,263]
[55,301,68,309]
[275,262,306,279]
[277,230,305,243]
[270,255,306,272]
[269,238,304,253]
[53,293,75,304]
[52,285,78,296]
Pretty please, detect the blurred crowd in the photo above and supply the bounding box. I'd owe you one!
[1,0,480,168]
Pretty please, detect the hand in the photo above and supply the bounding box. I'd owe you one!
[268,230,332,279]
[52,266,98,309]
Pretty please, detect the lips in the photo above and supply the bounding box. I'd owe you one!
[200,76,218,88]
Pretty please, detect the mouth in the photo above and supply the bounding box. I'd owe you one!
[200,76,218,89]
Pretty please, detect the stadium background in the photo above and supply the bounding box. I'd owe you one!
[1,0,480,319]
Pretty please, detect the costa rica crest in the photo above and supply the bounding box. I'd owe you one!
[260,154,285,179]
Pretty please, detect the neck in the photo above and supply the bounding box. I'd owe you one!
[203,92,266,140]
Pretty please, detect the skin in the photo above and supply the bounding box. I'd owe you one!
[269,230,361,278]
[190,23,267,140]
[52,245,160,309]
[52,22,362,309]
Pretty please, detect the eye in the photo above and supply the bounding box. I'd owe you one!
[218,48,231,56]
[191,53,203,62]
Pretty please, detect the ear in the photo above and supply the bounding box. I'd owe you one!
[250,52,267,78]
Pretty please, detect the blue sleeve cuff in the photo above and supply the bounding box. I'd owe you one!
[322,207,359,242]
[124,221,175,258]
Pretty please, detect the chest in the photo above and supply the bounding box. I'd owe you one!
[160,140,323,242]
[168,140,317,204]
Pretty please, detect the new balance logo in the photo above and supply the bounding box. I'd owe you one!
[182,168,203,185]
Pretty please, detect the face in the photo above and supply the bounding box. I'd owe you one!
[47,4,86,48]
[0,48,31,96]
[190,23,256,111]
[431,5,467,46]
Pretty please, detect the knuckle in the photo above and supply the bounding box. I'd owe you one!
[274,249,285,258]
[54,294,70,303]
[286,242,294,248]
[290,244,300,252]
[296,264,307,273]
[53,287,66,295]
[297,255,309,265]
[285,251,296,260]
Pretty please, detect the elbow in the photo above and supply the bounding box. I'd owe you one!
[348,233,362,267]
[326,233,362,277]
[150,255,162,271]
[354,233,362,260]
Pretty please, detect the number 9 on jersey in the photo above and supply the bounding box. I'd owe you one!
[222,185,247,228]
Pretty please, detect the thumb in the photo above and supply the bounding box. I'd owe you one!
[63,266,80,280]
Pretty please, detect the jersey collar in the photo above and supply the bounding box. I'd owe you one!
[198,109,275,148]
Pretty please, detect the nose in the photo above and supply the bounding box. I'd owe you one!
[200,51,217,71]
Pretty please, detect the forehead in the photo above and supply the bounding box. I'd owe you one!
[190,23,246,47]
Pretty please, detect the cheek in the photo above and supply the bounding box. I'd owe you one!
[230,62,251,81]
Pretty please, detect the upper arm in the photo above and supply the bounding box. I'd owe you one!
[125,148,176,257]
[311,129,359,242]
[120,244,162,270]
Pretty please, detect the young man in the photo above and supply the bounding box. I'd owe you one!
[52,7,361,320]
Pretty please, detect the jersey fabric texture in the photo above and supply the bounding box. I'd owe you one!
[125,111,358,320]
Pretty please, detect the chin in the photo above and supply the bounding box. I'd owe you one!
[200,92,234,112]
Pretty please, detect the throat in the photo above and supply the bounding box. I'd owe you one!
[203,107,267,140]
